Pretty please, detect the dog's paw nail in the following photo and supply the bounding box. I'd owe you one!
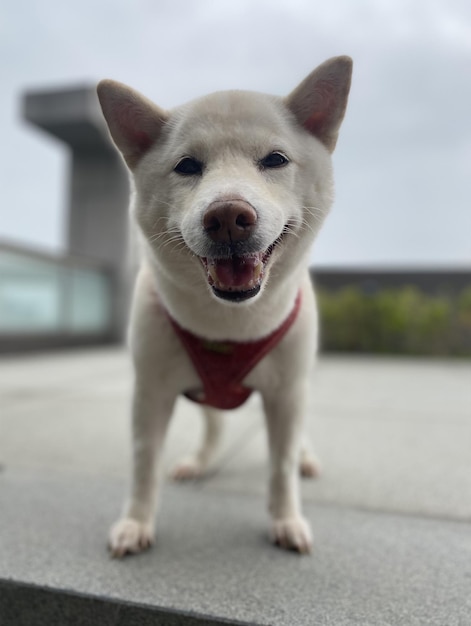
[271,517,313,554]
[108,518,154,558]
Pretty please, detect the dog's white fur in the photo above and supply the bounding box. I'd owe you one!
[97,56,352,556]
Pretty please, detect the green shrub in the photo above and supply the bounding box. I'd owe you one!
[317,285,471,356]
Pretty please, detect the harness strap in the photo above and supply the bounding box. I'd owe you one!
[167,291,302,410]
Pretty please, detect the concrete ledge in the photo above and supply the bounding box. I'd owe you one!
[0,580,249,626]
[1,467,470,626]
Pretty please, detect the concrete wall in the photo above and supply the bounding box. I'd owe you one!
[312,268,470,295]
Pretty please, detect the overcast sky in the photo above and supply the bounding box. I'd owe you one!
[1,0,470,267]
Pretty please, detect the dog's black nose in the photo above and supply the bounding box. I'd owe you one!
[203,199,257,243]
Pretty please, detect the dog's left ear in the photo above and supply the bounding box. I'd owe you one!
[286,56,352,152]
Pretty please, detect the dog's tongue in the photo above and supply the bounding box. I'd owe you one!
[207,254,262,289]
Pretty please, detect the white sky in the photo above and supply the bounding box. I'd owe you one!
[1,0,470,267]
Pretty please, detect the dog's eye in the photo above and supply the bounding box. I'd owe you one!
[174,157,203,176]
[259,152,289,169]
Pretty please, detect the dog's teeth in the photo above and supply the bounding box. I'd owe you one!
[208,265,219,283]
[253,262,262,281]
[204,255,265,292]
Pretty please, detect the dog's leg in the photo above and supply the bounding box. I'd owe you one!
[263,384,313,553]
[108,381,175,558]
[172,407,223,480]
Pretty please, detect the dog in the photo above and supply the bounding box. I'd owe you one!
[97,55,352,557]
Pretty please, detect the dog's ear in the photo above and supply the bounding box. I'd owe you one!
[97,80,168,169]
[286,56,352,152]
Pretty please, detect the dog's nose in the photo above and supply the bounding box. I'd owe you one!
[203,200,257,243]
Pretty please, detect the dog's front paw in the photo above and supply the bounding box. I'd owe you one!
[271,516,313,554]
[108,518,154,558]
[171,456,205,480]
[299,455,321,479]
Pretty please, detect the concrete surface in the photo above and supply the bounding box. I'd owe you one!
[1,348,471,625]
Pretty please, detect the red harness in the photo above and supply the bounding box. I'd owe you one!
[168,292,302,410]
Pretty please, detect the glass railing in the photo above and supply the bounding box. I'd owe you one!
[0,243,114,338]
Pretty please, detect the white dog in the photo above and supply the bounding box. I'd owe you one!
[97,56,352,557]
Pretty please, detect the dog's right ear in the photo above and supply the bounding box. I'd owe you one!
[97,80,168,169]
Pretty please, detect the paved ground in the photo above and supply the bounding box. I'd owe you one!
[1,348,470,625]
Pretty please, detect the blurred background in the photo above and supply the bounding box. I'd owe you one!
[1,0,470,354]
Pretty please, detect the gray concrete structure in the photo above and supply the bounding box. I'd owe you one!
[23,85,130,339]
[1,350,470,624]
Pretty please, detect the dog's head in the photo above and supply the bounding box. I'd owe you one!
[98,57,352,304]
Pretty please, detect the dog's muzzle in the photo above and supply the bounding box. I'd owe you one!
[199,199,278,302]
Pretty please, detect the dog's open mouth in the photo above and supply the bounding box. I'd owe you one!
[200,244,276,302]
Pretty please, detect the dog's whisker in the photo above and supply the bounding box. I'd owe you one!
[302,208,326,231]
[282,225,301,239]
[158,234,185,246]
[150,198,182,212]
[298,219,318,235]
[158,236,188,253]
[148,227,182,243]
[304,207,326,219]
[149,215,173,231]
